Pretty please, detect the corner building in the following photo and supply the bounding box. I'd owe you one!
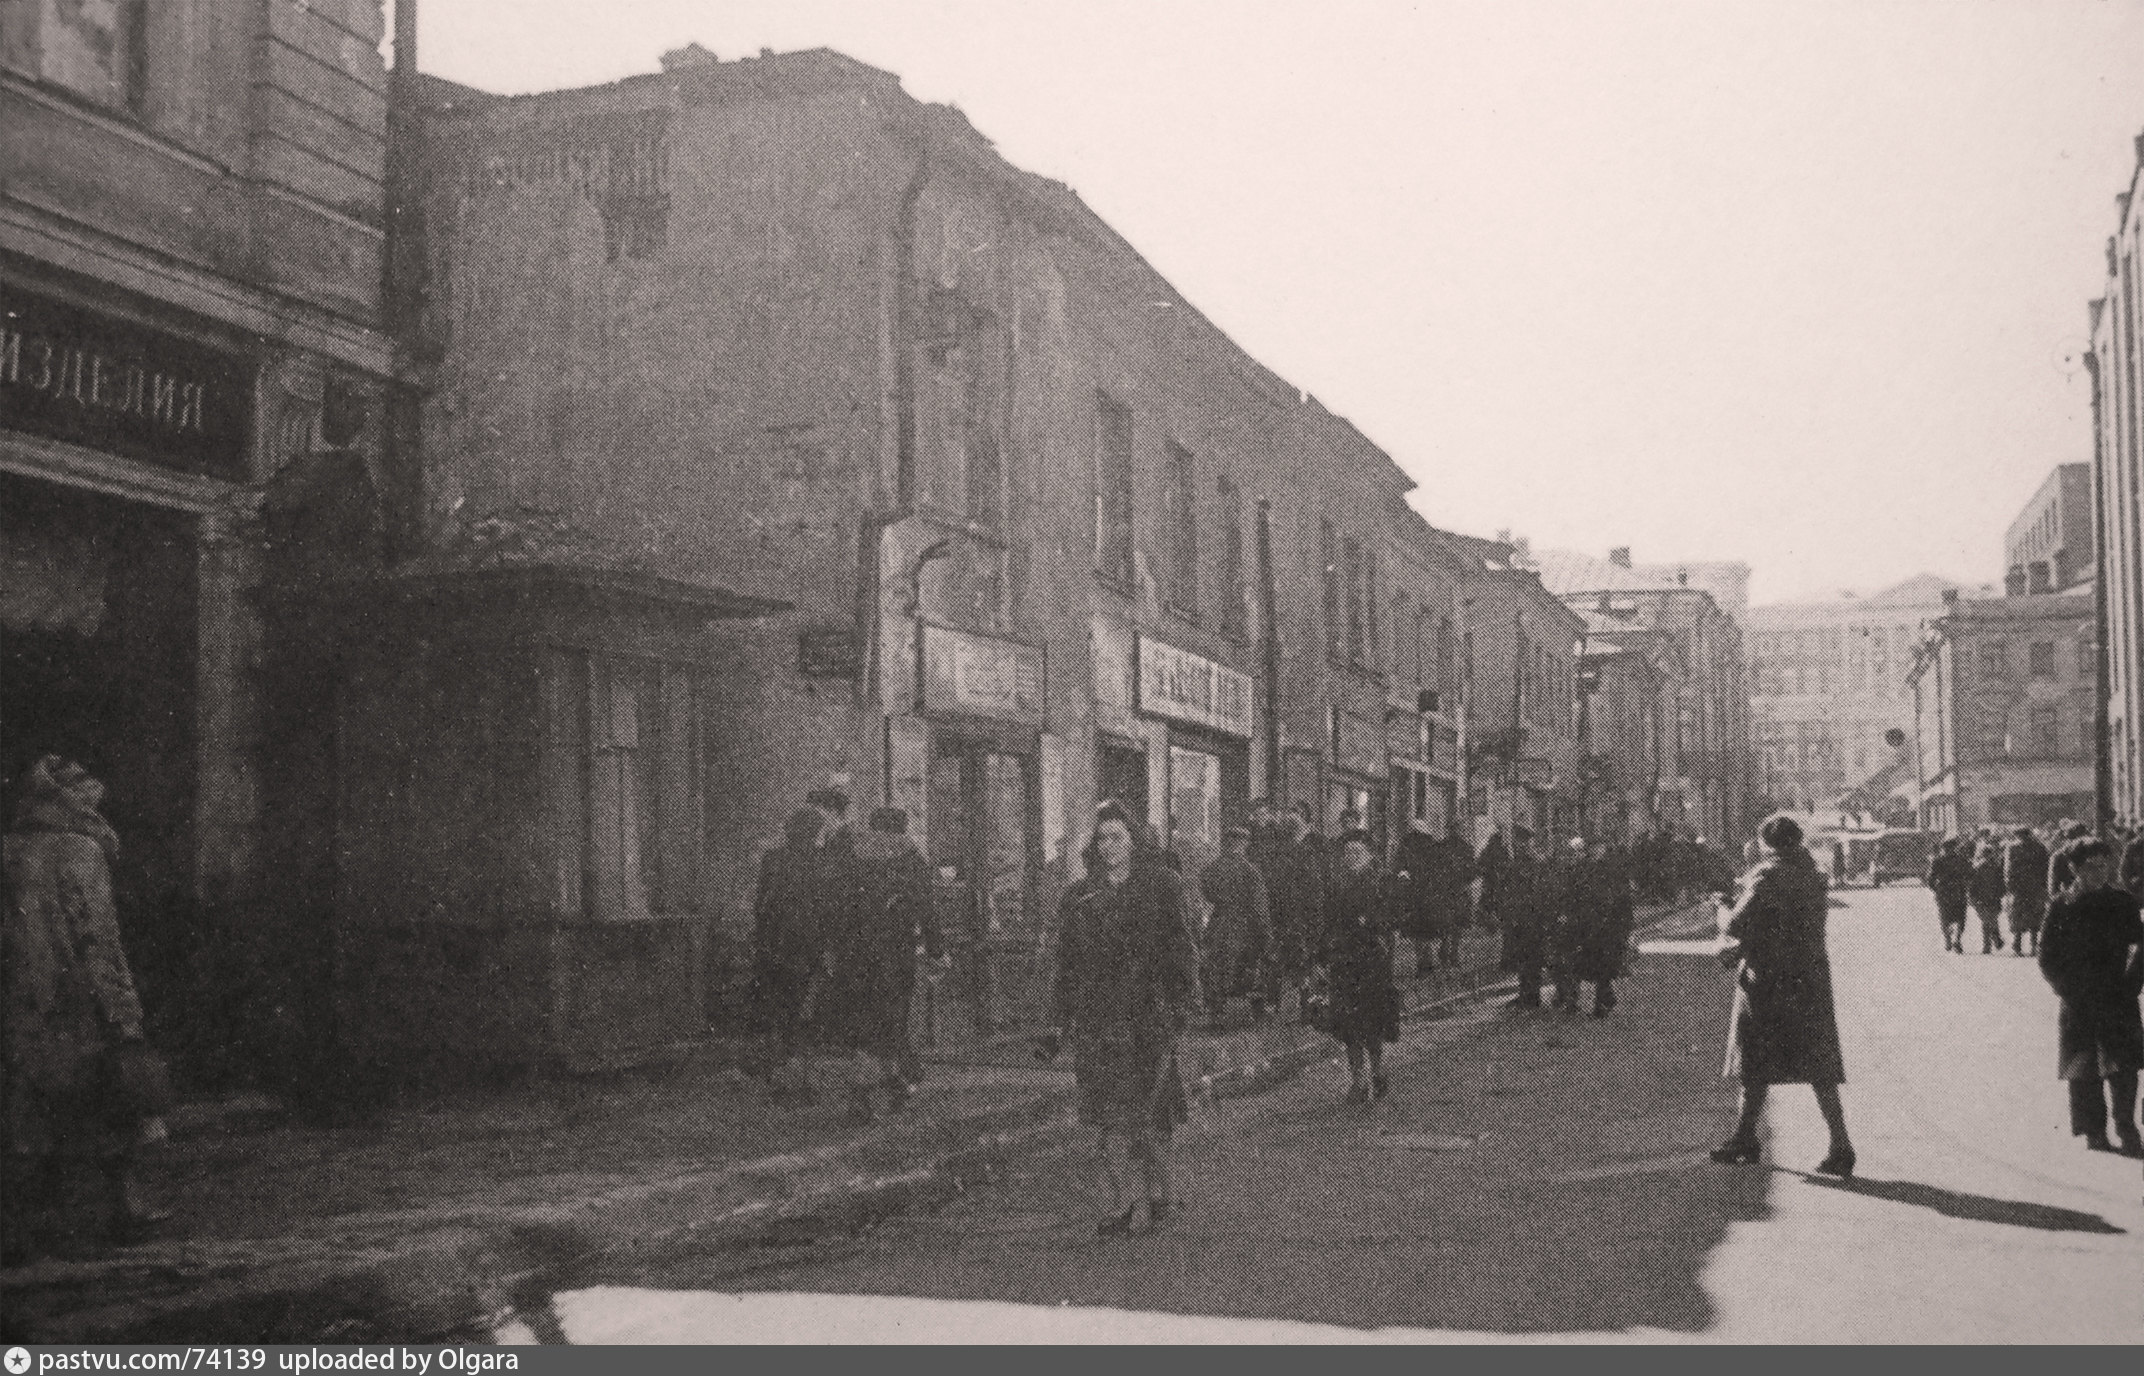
[378,47,1444,1064]
[3,1,397,1089]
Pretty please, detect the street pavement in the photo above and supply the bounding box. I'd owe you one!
[539,883,2144,1343]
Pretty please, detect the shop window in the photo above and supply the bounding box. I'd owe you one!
[1216,474,1246,639]
[1,0,144,113]
[1169,745,1221,852]
[1092,392,1134,585]
[2028,641,2055,679]
[586,656,700,920]
[1163,440,1198,617]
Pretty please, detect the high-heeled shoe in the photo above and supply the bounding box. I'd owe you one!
[1372,1073,1390,1100]
[1814,1146,1856,1178]
[1346,1081,1370,1105]
[1709,1138,1762,1165]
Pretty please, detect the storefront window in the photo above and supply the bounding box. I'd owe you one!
[1169,745,1221,851]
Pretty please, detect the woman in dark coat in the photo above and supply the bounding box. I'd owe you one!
[1321,829,1402,1103]
[3,756,167,1261]
[1711,813,1856,1176]
[2035,839,2143,1155]
[1042,801,1202,1236]
[820,807,944,1121]
[750,807,828,1099]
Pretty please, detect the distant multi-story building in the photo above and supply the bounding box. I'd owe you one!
[1908,589,2098,833]
[1742,575,1970,818]
[2086,131,2144,826]
[1532,548,1752,845]
[2004,464,2094,596]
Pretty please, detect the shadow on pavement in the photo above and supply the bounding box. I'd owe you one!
[1799,1174,2127,1235]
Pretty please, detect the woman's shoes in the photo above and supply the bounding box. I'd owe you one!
[1709,1138,1762,1166]
[1814,1146,1856,1178]
[1096,1204,1136,1238]
[1346,1081,1371,1105]
[1371,1073,1390,1101]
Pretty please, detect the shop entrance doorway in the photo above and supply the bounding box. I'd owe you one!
[1,472,198,1026]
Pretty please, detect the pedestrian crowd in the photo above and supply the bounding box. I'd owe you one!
[1921,817,2144,1164]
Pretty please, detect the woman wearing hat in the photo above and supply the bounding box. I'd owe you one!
[1320,827,1402,1103]
[1041,800,1202,1236]
[3,756,170,1260]
[1711,813,1856,1176]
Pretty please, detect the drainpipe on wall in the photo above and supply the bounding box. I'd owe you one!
[1255,498,1282,800]
[2084,347,2114,833]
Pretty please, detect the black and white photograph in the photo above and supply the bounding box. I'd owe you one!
[3,0,2142,1346]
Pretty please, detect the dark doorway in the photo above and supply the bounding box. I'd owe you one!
[1096,741,1148,822]
[2,472,198,1039]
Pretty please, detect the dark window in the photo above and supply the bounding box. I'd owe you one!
[1363,547,1381,668]
[2078,638,2095,677]
[1164,441,1197,616]
[1217,475,1246,638]
[1093,393,1133,584]
[2031,704,2058,758]
[2029,641,2055,678]
[1436,616,1456,695]
[1341,535,1366,664]
[1321,520,1342,660]
[965,416,1001,531]
[1978,641,2008,678]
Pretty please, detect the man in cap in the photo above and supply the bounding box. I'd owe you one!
[1197,823,1271,1025]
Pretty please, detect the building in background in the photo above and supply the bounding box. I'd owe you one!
[1532,548,1752,846]
[1452,540,1586,846]
[2,0,398,1092]
[1743,575,1970,821]
[1908,589,2098,833]
[2004,464,2094,596]
[2086,131,2144,827]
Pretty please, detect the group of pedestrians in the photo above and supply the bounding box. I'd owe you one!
[1923,826,2059,956]
[747,787,948,1123]
[1488,830,1639,1017]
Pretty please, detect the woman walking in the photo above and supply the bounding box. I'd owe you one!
[1041,801,1202,1236]
[2035,839,2143,1156]
[3,756,170,1262]
[1321,828,1402,1103]
[1711,813,1856,1177]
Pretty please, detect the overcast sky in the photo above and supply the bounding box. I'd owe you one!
[417,0,2144,606]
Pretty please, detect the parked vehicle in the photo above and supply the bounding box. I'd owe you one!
[1870,830,1938,886]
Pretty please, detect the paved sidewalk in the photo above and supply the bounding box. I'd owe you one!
[0,910,1695,1343]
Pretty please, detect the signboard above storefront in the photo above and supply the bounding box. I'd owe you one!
[922,624,1045,726]
[797,624,860,678]
[1135,634,1253,739]
[1,285,253,480]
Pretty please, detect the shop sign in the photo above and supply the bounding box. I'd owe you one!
[797,624,860,678]
[1,285,252,479]
[922,624,1045,725]
[1135,634,1252,739]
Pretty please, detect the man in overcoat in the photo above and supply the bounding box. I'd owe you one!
[1391,819,1443,978]
[1261,804,1328,1024]
[2036,839,2143,1156]
[2004,826,2051,957]
[1197,825,1270,1024]
[820,807,945,1120]
[1428,823,1478,970]
[1927,838,1973,953]
[1499,827,1552,1009]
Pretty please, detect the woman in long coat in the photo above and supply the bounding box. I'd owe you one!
[750,807,828,1099]
[3,756,164,1260]
[1711,813,1856,1176]
[2035,839,2143,1154]
[1321,828,1402,1102]
[1044,801,1202,1236]
[820,807,944,1120]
